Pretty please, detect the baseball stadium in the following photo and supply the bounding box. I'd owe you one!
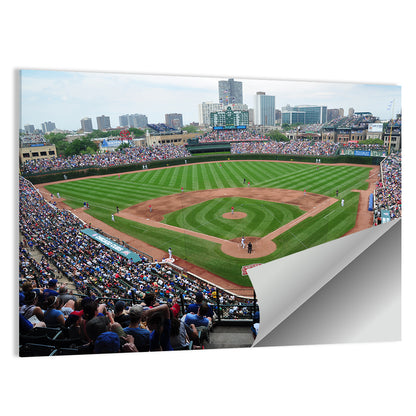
[18,116,402,356]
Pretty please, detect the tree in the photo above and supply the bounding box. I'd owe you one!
[85,130,112,139]
[64,137,98,157]
[128,127,145,137]
[182,125,200,134]
[266,130,289,141]
[45,132,68,156]
[281,123,302,131]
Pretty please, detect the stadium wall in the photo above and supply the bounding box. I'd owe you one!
[23,154,383,184]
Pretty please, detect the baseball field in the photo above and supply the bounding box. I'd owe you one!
[41,160,375,290]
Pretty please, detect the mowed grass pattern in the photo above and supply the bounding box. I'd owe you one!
[45,161,372,286]
[162,197,305,240]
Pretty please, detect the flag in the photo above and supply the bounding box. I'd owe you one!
[387,99,394,111]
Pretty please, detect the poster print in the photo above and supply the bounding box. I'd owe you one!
[18,70,401,356]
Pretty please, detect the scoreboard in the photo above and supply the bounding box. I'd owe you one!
[210,106,249,129]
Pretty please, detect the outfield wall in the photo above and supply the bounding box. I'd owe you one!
[23,153,383,184]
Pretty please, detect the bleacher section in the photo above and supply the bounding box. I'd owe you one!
[147,123,176,133]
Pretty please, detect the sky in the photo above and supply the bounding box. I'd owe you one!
[20,69,402,131]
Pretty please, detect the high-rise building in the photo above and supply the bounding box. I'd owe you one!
[292,105,327,124]
[80,117,93,133]
[165,113,183,129]
[218,78,243,105]
[281,111,305,125]
[24,124,35,134]
[281,104,328,125]
[348,107,355,117]
[327,109,343,122]
[96,115,111,131]
[41,121,56,133]
[119,114,129,128]
[128,114,148,129]
[199,102,223,126]
[248,109,254,126]
[275,109,282,124]
[254,92,275,126]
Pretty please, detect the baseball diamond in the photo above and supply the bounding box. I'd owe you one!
[38,160,378,291]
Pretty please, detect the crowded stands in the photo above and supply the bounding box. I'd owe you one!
[21,125,394,176]
[20,134,47,146]
[374,152,402,224]
[19,176,254,355]
[21,143,191,174]
[18,124,402,355]
[198,129,266,143]
[231,139,339,156]
[147,123,177,133]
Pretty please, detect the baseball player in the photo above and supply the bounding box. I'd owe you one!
[248,242,252,254]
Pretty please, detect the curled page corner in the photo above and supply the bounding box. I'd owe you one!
[248,219,400,348]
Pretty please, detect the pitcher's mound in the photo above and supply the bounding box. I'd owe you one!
[222,212,247,219]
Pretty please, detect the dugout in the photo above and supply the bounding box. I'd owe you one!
[368,193,374,211]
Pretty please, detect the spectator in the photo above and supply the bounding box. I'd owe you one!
[19,281,36,306]
[108,322,138,352]
[146,304,173,351]
[114,300,130,328]
[184,301,212,329]
[60,299,76,317]
[43,279,59,298]
[93,331,121,354]
[251,310,260,339]
[169,297,180,319]
[19,313,46,335]
[170,312,200,350]
[186,292,214,319]
[43,296,65,328]
[57,284,77,306]
[142,292,158,310]
[20,291,44,322]
[64,310,83,339]
[79,299,99,342]
[86,315,111,342]
[123,305,150,352]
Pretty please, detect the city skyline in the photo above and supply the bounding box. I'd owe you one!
[20,70,401,131]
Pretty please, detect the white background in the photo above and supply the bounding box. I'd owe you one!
[3,1,415,414]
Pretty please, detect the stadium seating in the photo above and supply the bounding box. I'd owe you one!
[18,135,401,356]
[19,343,58,357]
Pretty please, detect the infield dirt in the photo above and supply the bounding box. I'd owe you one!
[36,162,379,296]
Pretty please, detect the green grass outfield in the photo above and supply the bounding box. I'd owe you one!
[45,161,372,287]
